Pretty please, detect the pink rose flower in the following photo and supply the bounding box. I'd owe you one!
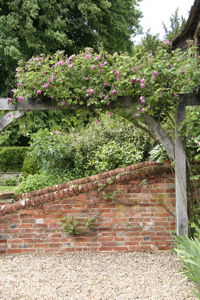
[89,89,93,94]
[55,131,59,135]
[112,90,117,94]
[24,109,28,113]
[131,67,135,71]
[7,98,12,103]
[153,71,158,76]
[91,66,95,70]
[169,64,172,68]
[95,120,98,123]
[140,83,145,88]
[164,40,169,44]
[109,112,113,116]
[44,83,48,87]
[136,78,140,83]
[7,113,11,117]
[142,108,145,112]
[37,90,41,95]
[140,96,145,103]
[68,64,72,68]
[45,71,48,74]
[103,83,108,87]
[18,96,23,102]
[62,102,66,106]
[180,70,185,75]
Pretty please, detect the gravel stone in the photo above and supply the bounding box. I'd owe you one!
[0,251,196,299]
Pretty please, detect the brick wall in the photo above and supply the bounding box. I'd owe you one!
[0,161,176,255]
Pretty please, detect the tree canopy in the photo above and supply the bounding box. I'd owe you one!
[162,8,186,41]
[0,0,142,96]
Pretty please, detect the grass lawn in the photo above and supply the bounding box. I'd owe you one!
[0,186,18,192]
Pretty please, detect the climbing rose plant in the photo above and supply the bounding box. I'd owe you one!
[10,41,200,119]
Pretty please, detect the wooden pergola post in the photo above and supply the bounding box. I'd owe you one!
[175,103,188,236]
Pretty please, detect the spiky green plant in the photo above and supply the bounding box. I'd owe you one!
[174,235,200,299]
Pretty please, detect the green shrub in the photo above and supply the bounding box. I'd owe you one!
[0,177,16,186]
[21,157,38,178]
[88,141,143,173]
[14,173,65,195]
[174,235,200,299]
[27,114,152,180]
[0,147,29,172]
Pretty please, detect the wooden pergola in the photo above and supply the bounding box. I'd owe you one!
[1,92,200,237]
[1,0,200,237]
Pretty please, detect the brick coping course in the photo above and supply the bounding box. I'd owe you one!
[0,161,172,217]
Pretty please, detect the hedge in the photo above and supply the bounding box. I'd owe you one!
[0,147,29,172]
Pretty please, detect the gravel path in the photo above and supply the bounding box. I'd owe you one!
[0,251,196,300]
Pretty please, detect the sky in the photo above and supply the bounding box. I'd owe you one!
[133,0,195,43]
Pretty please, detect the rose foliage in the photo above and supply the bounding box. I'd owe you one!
[10,42,200,121]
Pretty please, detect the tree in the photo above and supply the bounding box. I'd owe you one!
[162,8,186,41]
[0,0,142,96]
[133,29,162,58]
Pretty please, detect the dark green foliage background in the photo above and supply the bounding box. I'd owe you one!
[0,147,28,172]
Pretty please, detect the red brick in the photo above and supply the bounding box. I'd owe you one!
[0,240,6,244]
[114,247,128,251]
[48,243,63,248]
[158,246,172,250]
[102,242,116,246]
[128,246,143,251]
[7,239,21,243]
[98,237,113,242]
[24,239,36,243]
[20,210,36,214]
[22,249,36,253]
[101,213,116,217]
[22,219,34,223]
[34,244,48,248]
[7,249,22,254]
[165,189,175,193]
[99,247,113,251]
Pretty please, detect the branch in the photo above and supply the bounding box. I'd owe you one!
[143,114,175,159]
[0,111,25,133]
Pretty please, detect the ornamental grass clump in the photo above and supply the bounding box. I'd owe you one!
[174,234,200,299]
